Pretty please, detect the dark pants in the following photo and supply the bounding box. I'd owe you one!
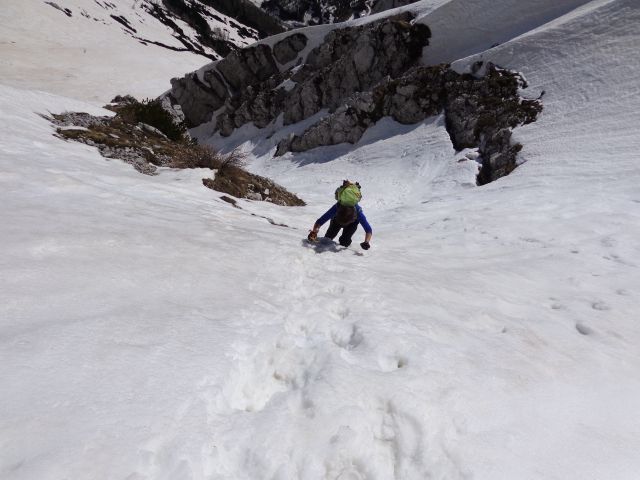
[324,218,359,247]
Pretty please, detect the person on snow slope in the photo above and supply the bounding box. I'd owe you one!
[308,180,372,250]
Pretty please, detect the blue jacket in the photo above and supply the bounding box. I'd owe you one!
[316,204,372,234]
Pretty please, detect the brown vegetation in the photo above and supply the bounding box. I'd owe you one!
[203,165,305,207]
[50,100,305,206]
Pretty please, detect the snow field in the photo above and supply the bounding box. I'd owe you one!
[0,0,256,102]
[200,0,640,476]
[416,0,594,65]
[0,86,466,478]
[2,0,640,478]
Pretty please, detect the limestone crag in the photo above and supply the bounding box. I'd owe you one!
[370,0,420,15]
[170,43,282,127]
[275,64,542,183]
[168,13,429,131]
[261,0,421,26]
[273,33,308,65]
[281,17,430,125]
[444,65,542,183]
[275,65,444,155]
[170,72,225,126]
[217,15,430,135]
[216,44,279,92]
[167,13,541,183]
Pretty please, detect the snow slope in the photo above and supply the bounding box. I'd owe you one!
[0,0,259,102]
[417,0,593,64]
[1,0,640,479]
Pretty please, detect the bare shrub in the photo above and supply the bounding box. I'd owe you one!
[217,148,248,175]
[171,144,223,169]
[204,147,305,206]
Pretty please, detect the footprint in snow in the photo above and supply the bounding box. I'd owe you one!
[335,468,365,480]
[377,401,428,476]
[377,353,408,372]
[575,323,594,336]
[219,340,318,412]
[601,236,617,248]
[592,301,611,311]
[332,306,351,320]
[331,323,363,350]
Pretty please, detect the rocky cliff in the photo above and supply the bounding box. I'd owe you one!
[165,12,542,184]
[261,0,421,26]
[43,0,285,61]
[148,0,286,58]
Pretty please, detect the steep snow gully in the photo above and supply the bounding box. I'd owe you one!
[2,0,640,479]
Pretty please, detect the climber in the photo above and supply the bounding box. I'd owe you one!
[307,180,372,250]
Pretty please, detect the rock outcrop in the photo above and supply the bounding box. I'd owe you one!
[444,64,542,184]
[281,18,430,125]
[170,42,282,126]
[216,44,280,92]
[169,13,429,130]
[370,0,420,15]
[276,64,542,183]
[166,13,542,184]
[261,0,422,26]
[273,33,308,65]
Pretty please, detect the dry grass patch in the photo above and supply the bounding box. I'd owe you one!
[203,158,305,206]
[171,144,224,169]
[50,99,305,206]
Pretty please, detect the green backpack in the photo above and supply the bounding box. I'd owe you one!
[335,181,362,207]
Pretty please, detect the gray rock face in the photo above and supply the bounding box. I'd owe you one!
[217,86,287,136]
[287,104,370,153]
[262,0,366,26]
[261,0,421,26]
[169,43,280,127]
[167,11,541,184]
[52,112,108,128]
[275,64,542,184]
[168,14,428,132]
[370,0,420,15]
[101,146,157,175]
[273,33,308,64]
[282,17,430,125]
[443,65,542,184]
[160,95,186,126]
[217,44,279,92]
[170,72,228,126]
[276,65,446,155]
[205,14,430,137]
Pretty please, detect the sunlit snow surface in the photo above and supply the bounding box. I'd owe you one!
[0,0,257,102]
[1,0,640,479]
